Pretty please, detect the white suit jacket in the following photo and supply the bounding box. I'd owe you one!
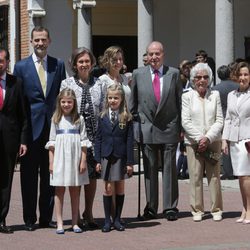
[182,89,223,145]
[222,89,250,142]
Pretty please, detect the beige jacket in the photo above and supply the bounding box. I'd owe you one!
[182,89,224,145]
[222,89,250,142]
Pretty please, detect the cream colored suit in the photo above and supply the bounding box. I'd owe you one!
[222,89,250,142]
[182,89,223,216]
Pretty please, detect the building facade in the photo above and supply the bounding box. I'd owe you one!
[1,0,250,78]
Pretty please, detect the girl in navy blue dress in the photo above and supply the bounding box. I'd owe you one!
[95,84,134,232]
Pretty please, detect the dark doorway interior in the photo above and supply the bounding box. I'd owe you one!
[0,5,8,48]
[93,35,137,72]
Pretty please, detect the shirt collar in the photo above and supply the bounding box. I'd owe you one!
[109,108,119,116]
[0,72,6,81]
[32,53,48,64]
[150,65,163,75]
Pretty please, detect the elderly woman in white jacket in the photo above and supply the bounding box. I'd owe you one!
[182,63,224,222]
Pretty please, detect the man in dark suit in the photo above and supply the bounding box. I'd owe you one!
[212,65,238,180]
[0,48,28,233]
[130,41,182,220]
[13,26,66,231]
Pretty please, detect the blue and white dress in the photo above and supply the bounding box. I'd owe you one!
[46,115,91,186]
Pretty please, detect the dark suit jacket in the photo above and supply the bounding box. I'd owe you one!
[129,65,182,144]
[0,73,28,152]
[94,114,134,165]
[13,55,66,141]
[212,80,238,118]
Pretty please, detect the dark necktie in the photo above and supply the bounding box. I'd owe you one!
[111,111,116,124]
[0,78,3,110]
[153,69,160,103]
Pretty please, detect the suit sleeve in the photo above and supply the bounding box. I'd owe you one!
[17,78,28,145]
[129,70,139,121]
[94,117,102,163]
[181,92,203,143]
[126,120,134,165]
[205,91,224,143]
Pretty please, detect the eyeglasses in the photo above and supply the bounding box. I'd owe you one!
[194,75,209,80]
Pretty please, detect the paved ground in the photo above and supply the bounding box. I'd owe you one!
[1,170,250,250]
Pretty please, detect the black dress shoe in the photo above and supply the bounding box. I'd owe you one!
[24,223,35,231]
[102,222,111,233]
[114,221,125,231]
[0,224,13,234]
[142,210,157,220]
[164,210,178,221]
[39,221,57,228]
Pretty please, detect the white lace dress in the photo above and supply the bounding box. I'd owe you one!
[45,115,91,186]
[97,74,131,104]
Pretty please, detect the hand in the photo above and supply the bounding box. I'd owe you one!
[19,144,27,157]
[80,160,87,174]
[49,163,53,174]
[127,165,133,177]
[197,136,210,152]
[95,163,101,173]
[222,140,229,155]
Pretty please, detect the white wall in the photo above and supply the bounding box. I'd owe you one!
[234,0,250,60]
[154,0,215,68]
[43,0,73,75]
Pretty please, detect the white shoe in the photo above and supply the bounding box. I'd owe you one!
[193,214,202,222]
[212,213,222,221]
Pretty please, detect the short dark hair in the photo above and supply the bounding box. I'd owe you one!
[217,65,230,80]
[69,47,96,74]
[0,47,10,60]
[31,26,50,39]
[195,49,207,59]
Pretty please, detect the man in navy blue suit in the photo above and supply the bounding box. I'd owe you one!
[14,26,66,231]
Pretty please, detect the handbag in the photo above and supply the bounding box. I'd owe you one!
[245,141,250,153]
[195,147,220,165]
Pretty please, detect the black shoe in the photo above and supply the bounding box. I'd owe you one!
[102,222,111,233]
[114,220,125,231]
[142,210,157,220]
[85,221,99,230]
[39,221,57,229]
[164,210,178,221]
[0,224,13,234]
[24,223,35,231]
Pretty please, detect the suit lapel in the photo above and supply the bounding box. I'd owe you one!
[46,55,56,97]
[157,65,170,112]
[144,66,158,106]
[3,74,12,107]
[27,56,45,98]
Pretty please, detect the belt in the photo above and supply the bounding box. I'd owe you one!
[56,129,80,135]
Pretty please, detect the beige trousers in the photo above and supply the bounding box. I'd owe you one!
[186,141,223,215]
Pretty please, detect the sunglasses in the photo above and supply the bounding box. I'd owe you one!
[194,75,209,80]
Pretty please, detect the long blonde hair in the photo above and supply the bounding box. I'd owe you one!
[52,88,80,125]
[101,84,132,124]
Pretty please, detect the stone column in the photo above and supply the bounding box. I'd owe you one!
[9,0,16,71]
[27,0,46,52]
[138,0,153,67]
[215,0,234,81]
[73,0,96,50]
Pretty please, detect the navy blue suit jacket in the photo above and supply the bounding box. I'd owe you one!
[94,114,134,165]
[13,55,66,141]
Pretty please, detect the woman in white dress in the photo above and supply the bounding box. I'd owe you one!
[222,61,250,224]
[46,88,91,234]
[98,46,131,104]
[60,47,103,229]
